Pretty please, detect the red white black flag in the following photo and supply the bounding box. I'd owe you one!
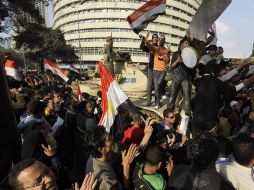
[127,0,166,34]
[70,64,80,74]
[44,58,69,82]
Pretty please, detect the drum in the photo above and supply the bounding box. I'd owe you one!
[181,46,198,68]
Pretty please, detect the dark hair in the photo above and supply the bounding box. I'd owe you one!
[163,108,174,118]
[221,106,232,118]
[7,77,21,89]
[196,63,206,75]
[187,133,219,171]
[178,39,188,51]
[233,135,254,166]
[207,44,217,51]
[97,90,102,98]
[8,159,36,189]
[145,144,165,166]
[86,127,107,158]
[78,100,88,113]
[132,114,142,122]
[26,100,46,115]
[152,33,158,39]
[216,136,232,157]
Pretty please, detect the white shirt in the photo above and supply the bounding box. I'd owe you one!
[218,161,254,190]
[199,54,213,65]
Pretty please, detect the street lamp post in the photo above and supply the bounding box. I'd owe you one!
[77,11,82,72]
[72,0,85,74]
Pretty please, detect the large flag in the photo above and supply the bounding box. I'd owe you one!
[98,62,128,132]
[70,64,80,74]
[44,58,69,82]
[4,59,20,81]
[189,0,231,41]
[127,0,166,34]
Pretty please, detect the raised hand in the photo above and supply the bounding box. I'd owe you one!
[75,172,97,190]
[41,144,55,157]
[144,124,153,137]
[145,31,150,39]
[167,134,176,146]
[166,157,174,176]
[121,144,140,166]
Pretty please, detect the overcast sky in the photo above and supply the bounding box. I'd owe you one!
[216,0,254,58]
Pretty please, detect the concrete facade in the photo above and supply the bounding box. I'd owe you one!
[53,0,202,64]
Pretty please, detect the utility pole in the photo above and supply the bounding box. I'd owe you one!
[72,0,85,74]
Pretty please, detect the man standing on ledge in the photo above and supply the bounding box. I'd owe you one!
[140,32,158,106]
[141,34,171,109]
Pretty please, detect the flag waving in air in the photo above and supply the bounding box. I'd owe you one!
[4,58,20,81]
[98,62,128,132]
[70,64,80,74]
[127,0,166,34]
[44,58,69,82]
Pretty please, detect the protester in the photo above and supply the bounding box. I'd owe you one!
[142,34,171,109]
[122,114,144,147]
[218,135,254,190]
[133,144,167,190]
[3,17,254,190]
[140,32,158,106]
[168,133,235,190]
[8,159,97,190]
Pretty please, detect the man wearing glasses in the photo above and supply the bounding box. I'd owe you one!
[8,159,97,190]
[8,159,57,190]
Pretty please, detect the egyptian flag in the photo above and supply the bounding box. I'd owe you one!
[70,64,80,74]
[98,62,128,132]
[127,0,166,34]
[44,58,69,82]
[4,59,20,81]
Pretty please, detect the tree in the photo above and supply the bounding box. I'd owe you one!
[14,26,77,65]
[0,0,44,34]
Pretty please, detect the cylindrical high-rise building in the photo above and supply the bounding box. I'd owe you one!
[53,0,202,64]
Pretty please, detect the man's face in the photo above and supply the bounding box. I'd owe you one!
[209,49,217,56]
[152,35,158,44]
[180,40,189,50]
[53,94,62,105]
[86,102,95,114]
[47,100,55,112]
[217,48,224,55]
[103,133,113,157]
[16,161,57,190]
[165,113,175,125]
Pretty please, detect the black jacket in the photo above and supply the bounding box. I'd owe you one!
[168,165,235,190]
[140,40,157,70]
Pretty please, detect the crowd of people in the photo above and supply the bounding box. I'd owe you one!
[0,28,254,190]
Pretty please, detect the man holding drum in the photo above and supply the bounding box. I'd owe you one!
[168,39,194,135]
